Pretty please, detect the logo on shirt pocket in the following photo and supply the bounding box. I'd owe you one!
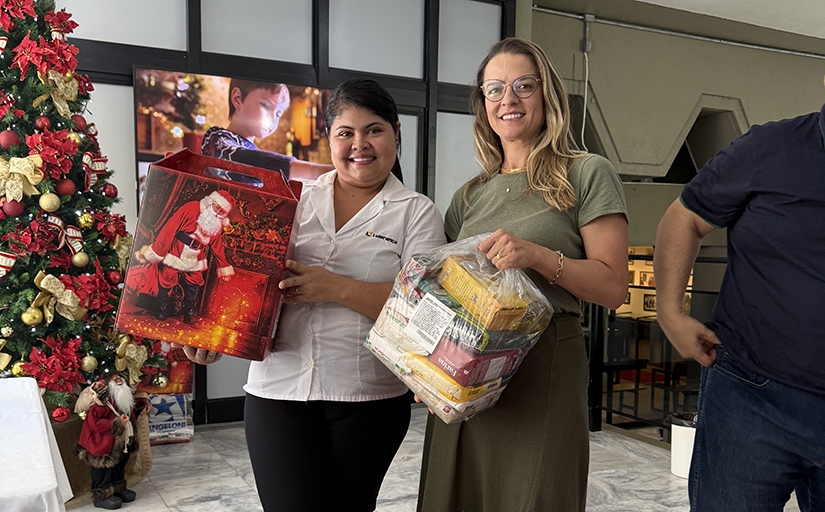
[365,231,398,245]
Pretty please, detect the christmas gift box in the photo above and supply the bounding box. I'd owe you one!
[136,347,194,395]
[365,234,554,423]
[117,149,302,360]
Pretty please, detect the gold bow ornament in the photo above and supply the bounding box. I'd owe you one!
[115,333,148,386]
[114,234,133,272]
[33,69,79,118]
[0,338,10,371]
[0,154,43,203]
[31,271,87,326]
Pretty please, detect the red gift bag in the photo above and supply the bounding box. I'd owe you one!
[117,149,302,360]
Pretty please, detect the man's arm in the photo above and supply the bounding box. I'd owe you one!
[654,198,722,366]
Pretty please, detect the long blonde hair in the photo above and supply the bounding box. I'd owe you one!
[467,37,581,211]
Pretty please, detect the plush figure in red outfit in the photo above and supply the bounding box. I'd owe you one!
[75,372,150,510]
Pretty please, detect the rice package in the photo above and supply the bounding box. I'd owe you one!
[366,234,553,423]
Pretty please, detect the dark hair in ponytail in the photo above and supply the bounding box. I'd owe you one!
[325,79,403,183]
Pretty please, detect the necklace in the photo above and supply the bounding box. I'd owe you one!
[501,167,525,192]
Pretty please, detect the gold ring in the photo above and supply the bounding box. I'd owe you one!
[495,253,502,261]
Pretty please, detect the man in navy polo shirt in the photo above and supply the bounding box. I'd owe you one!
[654,94,825,511]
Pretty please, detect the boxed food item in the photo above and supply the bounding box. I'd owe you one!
[406,375,506,424]
[394,268,532,353]
[117,149,302,360]
[429,337,520,387]
[365,234,553,423]
[438,254,529,330]
[400,352,503,402]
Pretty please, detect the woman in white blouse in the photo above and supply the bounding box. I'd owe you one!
[181,79,446,512]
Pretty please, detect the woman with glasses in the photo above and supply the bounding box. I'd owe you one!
[417,38,628,511]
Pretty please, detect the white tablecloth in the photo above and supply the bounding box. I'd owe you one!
[0,377,73,512]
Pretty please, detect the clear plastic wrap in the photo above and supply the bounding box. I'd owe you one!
[366,234,553,423]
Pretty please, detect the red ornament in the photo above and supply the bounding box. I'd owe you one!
[55,179,76,196]
[52,406,70,422]
[71,114,87,131]
[0,129,19,149]
[105,269,123,285]
[101,183,118,198]
[34,115,51,131]
[2,199,23,217]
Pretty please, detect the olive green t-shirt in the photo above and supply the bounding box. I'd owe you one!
[444,154,627,315]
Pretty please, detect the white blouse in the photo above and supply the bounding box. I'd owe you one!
[244,171,446,402]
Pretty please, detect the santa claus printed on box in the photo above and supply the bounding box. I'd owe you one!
[126,190,236,324]
[75,371,151,510]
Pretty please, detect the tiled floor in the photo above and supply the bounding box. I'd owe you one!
[65,405,801,511]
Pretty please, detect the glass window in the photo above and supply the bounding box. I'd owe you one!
[61,0,187,50]
[330,0,425,78]
[435,112,480,216]
[83,83,138,231]
[438,0,501,85]
[399,114,419,191]
[202,0,313,64]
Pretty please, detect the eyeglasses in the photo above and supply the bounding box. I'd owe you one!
[480,75,541,102]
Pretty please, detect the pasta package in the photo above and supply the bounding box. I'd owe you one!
[405,375,506,424]
[366,233,553,423]
[400,352,503,402]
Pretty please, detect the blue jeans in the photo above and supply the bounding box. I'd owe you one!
[690,345,825,511]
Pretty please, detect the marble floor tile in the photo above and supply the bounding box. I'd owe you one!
[66,406,803,512]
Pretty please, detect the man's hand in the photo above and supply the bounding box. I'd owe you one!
[659,313,721,367]
[171,343,223,365]
[120,414,130,425]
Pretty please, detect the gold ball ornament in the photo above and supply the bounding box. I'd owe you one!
[72,251,90,267]
[21,307,43,326]
[80,355,98,372]
[78,213,94,228]
[11,360,26,377]
[153,374,169,388]
[67,131,82,145]
[1,326,12,337]
[38,192,61,212]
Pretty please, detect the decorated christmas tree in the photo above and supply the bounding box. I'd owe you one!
[0,0,164,420]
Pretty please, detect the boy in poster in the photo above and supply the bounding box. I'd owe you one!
[201,78,332,180]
